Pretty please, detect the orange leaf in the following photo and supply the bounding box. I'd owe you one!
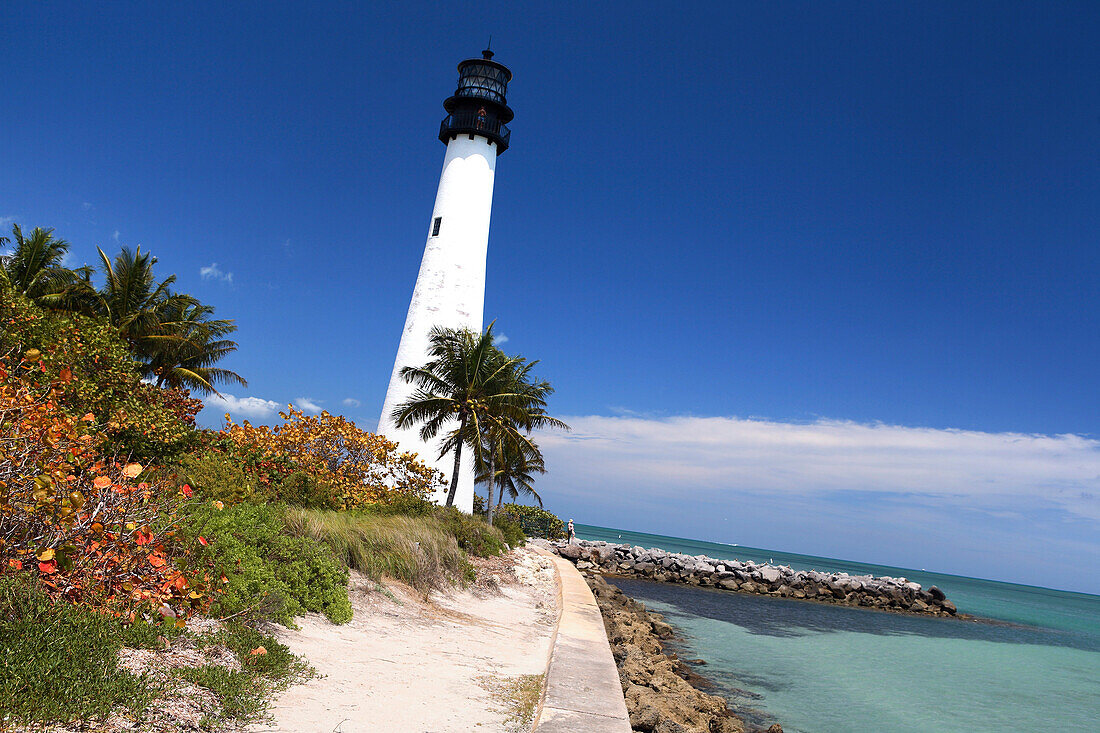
[93,476,111,490]
[7,559,22,570]
[38,560,58,574]
[149,554,166,568]
[249,646,267,656]
[122,463,143,478]
[134,529,153,546]
[82,412,95,421]
[59,367,73,383]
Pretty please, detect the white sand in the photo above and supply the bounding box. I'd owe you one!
[248,549,558,733]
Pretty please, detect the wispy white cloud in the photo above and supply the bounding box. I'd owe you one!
[495,333,510,344]
[537,415,1100,523]
[203,393,281,420]
[112,230,120,243]
[82,202,93,211]
[200,262,233,283]
[296,397,323,414]
[342,398,361,408]
[0,215,15,228]
[534,413,1100,590]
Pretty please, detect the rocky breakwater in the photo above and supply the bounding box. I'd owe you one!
[554,540,960,618]
[587,574,781,733]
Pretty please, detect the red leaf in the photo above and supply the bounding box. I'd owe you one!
[134,529,153,546]
[7,559,22,570]
[38,560,58,574]
[198,536,208,546]
[181,484,193,498]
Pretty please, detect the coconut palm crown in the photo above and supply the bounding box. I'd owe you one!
[391,324,568,509]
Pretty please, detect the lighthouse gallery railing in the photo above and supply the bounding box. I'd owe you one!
[439,112,511,151]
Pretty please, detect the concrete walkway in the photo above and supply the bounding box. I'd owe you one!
[531,549,632,732]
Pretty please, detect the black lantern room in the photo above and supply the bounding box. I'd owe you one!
[439,49,514,154]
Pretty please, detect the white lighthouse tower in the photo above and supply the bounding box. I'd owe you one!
[377,49,514,513]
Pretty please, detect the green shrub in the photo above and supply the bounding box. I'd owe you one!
[433,506,508,557]
[493,514,526,548]
[496,503,567,540]
[275,471,342,511]
[186,502,352,625]
[0,572,167,726]
[285,508,472,593]
[175,622,306,724]
[181,450,260,505]
[364,493,436,517]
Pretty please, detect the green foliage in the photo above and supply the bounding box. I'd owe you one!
[92,245,246,395]
[495,503,567,540]
[175,623,306,724]
[433,506,508,557]
[275,471,343,511]
[285,508,473,593]
[393,324,568,508]
[181,450,260,505]
[187,502,352,625]
[0,288,202,460]
[363,493,436,517]
[493,513,526,548]
[0,572,168,726]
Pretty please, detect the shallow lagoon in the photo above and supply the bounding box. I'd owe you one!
[579,525,1100,733]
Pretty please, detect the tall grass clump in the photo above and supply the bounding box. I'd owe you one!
[285,509,492,592]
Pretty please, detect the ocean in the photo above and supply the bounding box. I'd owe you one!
[576,524,1100,733]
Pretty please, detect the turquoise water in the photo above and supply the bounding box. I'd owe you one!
[577,524,1100,732]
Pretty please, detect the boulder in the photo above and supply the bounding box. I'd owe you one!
[928,585,946,601]
[558,544,583,560]
[759,566,782,584]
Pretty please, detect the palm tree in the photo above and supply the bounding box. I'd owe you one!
[0,224,91,307]
[92,246,245,395]
[478,357,567,523]
[477,433,547,511]
[143,299,247,393]
[392,324,525,507]
[93,246,182,348]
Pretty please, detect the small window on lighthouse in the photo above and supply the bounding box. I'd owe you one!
[432,217,442,237]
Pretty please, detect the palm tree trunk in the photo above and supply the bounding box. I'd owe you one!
[444,416,466,507]
[486,448,497,524]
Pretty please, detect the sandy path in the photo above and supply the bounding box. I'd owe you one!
[248,549,558,733]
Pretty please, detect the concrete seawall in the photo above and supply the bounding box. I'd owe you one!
[532,549,632,733]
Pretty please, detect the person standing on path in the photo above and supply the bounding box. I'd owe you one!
[567,519,576,543]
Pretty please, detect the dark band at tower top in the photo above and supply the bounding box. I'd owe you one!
[439,48,515,153]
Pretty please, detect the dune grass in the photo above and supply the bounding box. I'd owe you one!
[285,508,508,592]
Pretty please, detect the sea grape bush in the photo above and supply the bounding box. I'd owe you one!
[0,290,203,460]
[222,407,445,509]
[0,353,211,619]
[495,503,567,540]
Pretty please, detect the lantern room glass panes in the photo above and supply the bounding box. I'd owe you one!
[455,63,509,104]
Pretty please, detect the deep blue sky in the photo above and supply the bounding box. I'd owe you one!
[3,2,1099,590]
